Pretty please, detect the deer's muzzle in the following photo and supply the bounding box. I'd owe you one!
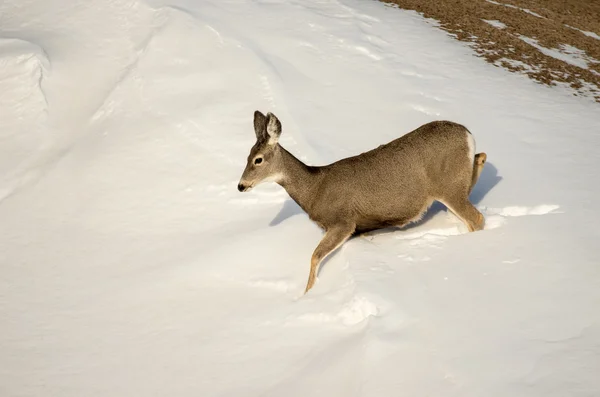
[237,183,251,192]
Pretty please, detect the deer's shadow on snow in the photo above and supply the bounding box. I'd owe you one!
[269,162,502,231]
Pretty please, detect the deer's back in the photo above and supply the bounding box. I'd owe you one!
[309,121,474,231]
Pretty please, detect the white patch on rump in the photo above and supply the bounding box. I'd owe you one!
[466,132,476,161]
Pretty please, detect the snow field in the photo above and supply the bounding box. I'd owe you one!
[1,0,599,396]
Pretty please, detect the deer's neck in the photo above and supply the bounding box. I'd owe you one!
[277,146,320,214]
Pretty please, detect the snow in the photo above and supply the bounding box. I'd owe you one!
[494,57,540,74]
[486,0,544,19]
[1,0,599,396]
[566,25,600,41]
[483,19,507,29]
[519,35,600,72]
[0,38,49,200]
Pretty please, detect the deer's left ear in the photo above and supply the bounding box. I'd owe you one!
[253,110,267,141]
[265,112,282,145]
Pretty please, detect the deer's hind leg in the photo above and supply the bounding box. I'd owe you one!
[305,223,355,294]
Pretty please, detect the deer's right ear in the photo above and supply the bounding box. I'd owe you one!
[265,112,282,145]
[253,110,267,141]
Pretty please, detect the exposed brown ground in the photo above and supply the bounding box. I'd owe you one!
[381,0,600,103]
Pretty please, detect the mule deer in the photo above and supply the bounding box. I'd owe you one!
[238,111,487,293]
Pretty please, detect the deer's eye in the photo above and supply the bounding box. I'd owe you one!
[254,157,263,165]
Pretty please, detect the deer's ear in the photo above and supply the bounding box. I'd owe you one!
[253,110,267,141]
[265,112,282,145]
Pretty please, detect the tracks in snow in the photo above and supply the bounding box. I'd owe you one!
[213,203,561,328]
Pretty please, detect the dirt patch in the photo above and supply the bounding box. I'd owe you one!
[380,0,600,103]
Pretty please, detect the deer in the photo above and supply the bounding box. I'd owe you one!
[238,110,487,294]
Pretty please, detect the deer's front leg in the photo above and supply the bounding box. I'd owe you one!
[304,223,355,294]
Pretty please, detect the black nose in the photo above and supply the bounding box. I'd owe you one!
[237,183,245,192]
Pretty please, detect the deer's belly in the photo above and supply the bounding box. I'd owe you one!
[355,219,408,234]
[354,199,432,233]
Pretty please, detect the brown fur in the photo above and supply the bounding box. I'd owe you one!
[238,111,486,293]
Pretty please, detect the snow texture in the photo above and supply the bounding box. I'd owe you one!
[1,0,599,396]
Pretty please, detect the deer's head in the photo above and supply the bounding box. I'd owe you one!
[238,110,283,192]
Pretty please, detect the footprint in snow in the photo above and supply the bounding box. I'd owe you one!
[288,295,380,326]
